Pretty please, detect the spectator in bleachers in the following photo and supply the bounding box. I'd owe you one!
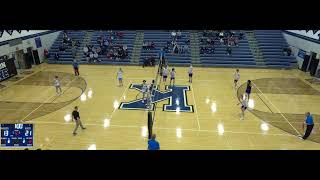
[173,42,179,54]
[239,32,244,40]
[226,46,232,55]
[44,48,49,58]
[72,46,77,58]
[83,45,89,56]
[116,31,124,39]
[177,31,182,39]
[59,43,67,51]
[54,52,60,60]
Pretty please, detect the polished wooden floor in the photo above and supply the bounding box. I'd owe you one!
[1,63,320,150]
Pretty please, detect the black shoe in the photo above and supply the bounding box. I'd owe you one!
[82,127,86,130]
[73,132,77,136]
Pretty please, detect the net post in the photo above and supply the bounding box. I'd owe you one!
[147,111,153,139]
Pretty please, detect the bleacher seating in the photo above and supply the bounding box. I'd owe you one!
[199,31,256,67]
[84,31,136,65]
[254,30,296,68]
[48,31,85,62]
[141,31,191,66]
[47,30,297,69]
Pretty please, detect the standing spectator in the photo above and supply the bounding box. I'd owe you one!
[73,60,79,76]
[54,52,60,60]
[72,46,77,58]
[72,106,86,136]
[44,48,49,58]
[301,112,314,140]
[148,134,160,150]
[226,46,232,55]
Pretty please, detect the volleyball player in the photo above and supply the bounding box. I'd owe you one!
[162,66,169,83]
[142,80,148,103]
[237,94,249,120]
[245,80,252,100]
[234,69,240,88]
[170,68,176,86]
[54,76,62,95]
[117,68,123,87]
[188,64,193,83]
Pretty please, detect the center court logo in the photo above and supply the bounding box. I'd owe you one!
[119,84,194,112]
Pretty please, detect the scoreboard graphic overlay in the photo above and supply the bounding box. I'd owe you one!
[1,124,34,147]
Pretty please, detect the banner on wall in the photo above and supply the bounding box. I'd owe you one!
[297,49,306,59]
[0,30,3,38]
[35,37,42,48]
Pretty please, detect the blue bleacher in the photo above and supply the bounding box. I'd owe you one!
[199,31,256,67]
[83,31,136,64]
[254,30,296,68]
[141,31,191,66]
[47,30,297,69]
[48,31,85,62]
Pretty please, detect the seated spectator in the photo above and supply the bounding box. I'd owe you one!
[219,31,224,39]
[59,44,67,51]
[173,42,179,54]
[116,31,124,39]
[96,47,102,55]
[287,47,292,56]
[177,31,182,38]
[54,52,60,60]
[93,52,100,62]
[239,32,244,40]
[83,45,89,55]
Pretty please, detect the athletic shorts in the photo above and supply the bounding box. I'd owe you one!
[118,78,123,81]
[189,73,193,77]
[246,89,251,94]
[163,75,168,79]
[241,105,247,110]
[234,79,238,83]
[171,77,175,80]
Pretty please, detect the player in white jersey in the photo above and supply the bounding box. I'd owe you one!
[54,76,62,95]
[234,69,240,88]
[170,68,176,86]
[237,94,249,120]
[162,66,169,83]
[188,64,193,83]
[117,68,123,87]
[141,80,148,103]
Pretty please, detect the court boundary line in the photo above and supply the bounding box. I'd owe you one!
[21,77,78,122]
[29,120,295,137]
[110,80,131,120]
[252,82,302,136]
[190,84,201,130]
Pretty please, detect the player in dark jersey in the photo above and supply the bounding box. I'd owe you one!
[245,80,252,100]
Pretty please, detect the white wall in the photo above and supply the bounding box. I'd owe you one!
[287,30,320,40]
[0,30,48,42]
[283,32,320,70]
[0,31,61,63]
